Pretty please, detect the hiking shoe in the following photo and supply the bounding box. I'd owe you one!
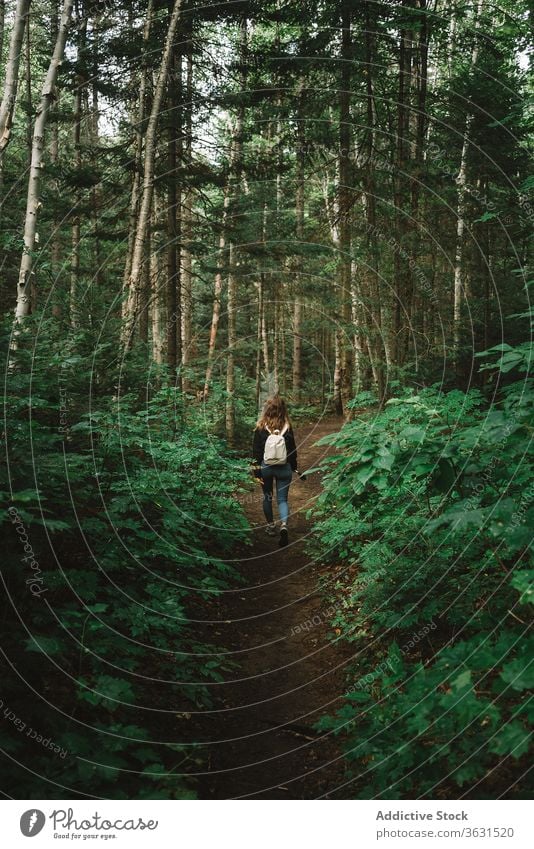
[265,523,277,537]
[279,524,288,547]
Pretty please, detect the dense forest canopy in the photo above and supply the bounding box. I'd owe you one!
[0,0,530,410]
[0,0,532,801]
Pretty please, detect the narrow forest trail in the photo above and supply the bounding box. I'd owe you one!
[189,417,354,799]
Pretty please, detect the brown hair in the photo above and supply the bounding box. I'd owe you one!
[256,395,291,432]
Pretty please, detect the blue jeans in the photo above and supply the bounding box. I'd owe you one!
[261,463,292,524]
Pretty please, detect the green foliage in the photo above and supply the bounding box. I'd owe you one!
[312,334,533,797]
[1,318,251,798]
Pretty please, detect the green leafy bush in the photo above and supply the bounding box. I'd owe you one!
[1,319,251,798]
[312,331,533,798]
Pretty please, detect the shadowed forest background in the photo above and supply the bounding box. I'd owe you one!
[1,0,533,799]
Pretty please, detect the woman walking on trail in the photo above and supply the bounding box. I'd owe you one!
[252,395,300,547]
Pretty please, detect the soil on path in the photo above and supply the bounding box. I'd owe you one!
[186,417,354,799]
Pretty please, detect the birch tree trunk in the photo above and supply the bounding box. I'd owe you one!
[23,8,31,158]
[15,0,74,319]
[204,182,229,397]
[0,0,31,157]
[121,0,183,349]
[122,0,154,297]
[0,0,5,65]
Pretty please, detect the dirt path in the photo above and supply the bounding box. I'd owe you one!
[186,418,353,799]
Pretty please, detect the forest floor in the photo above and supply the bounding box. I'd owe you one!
[186,417,355,799]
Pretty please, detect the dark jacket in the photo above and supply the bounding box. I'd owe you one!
[252,426,298,471]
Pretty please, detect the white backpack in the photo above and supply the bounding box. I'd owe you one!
[263,424,288,465]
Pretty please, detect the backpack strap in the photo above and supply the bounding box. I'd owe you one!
[265,423,289,436]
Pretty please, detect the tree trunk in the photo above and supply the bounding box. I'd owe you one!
[333,331,342,414]
[292,82,305,400]
[204,181,229,397]
[255,278,262,408]
[70,11,87,328]
[0,0,31,157]
[260,271,270,377]
[23,8,32,159]
[225,241,237,441]
[89,13,102,292]
[362,1,386,403]
[15,0,74,319]
[151,192,165,363]
[48,4,61,317]
[338,2,353,417]
[392,0,414,367]
[453,0,481,354]
[139,213,151,345]
[225,16,247,442]
[122,0,154,302]
[0,0,5,65]
[166,38,182,374]
[121,0,184,349]
[181,38,193,390]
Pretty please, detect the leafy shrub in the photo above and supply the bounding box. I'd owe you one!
[311,330,533,798]
[1,318,251,798]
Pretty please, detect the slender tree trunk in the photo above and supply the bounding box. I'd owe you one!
[122,0,154,300]
[151,192,165,363]
[89,13,102,293]
[338,2,353,417]
[362,1,386,403]
[0,0,5,208]
[322,165,342,413]
[401,0,429,364]
[292,82,305,400]
[447,0,457,80]
[139,213,151,344]
[181,38,193,389]
[392,0,414,367]
[0,0,5,65]
[226,239,237,441]
[15,0,74,319]
[273,294,280,393]
[204,182,229,396]
[453,0,481,354]
[225,16,247,442]
[70,11,87,328]
[122,0,184,348]
[0,0,31,157]
[255,277,262,408]
[23,8,32,158]
[166,40,182,373]
[152,262,165,364]
[48,5,61,317]
[333,332,342,413]
[260,272,270,376]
